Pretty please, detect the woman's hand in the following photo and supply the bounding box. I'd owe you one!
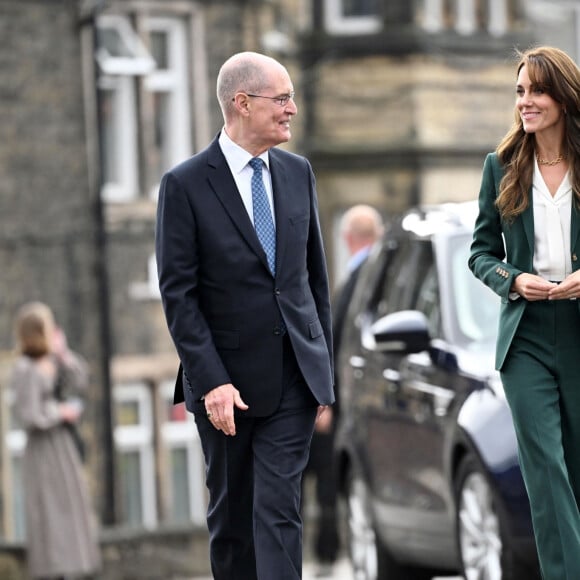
[511,273,557,301]
[548,271,580,300]
[59,401,83,423]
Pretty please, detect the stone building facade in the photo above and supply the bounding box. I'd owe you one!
[1,0,571,577]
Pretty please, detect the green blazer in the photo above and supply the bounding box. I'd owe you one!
[468,152,580,370]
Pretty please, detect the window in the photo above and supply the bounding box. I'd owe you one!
[414,265,441,338]
[96,15,155,76]
[95,15,193,202]
[159,381,206,525]
[98,74,140,202]
[143,18,192,199]
[129,253,161,301]
[324,0,382,34]
[375,238,434,318]
[422,0,509,36]
[114,383,157,528]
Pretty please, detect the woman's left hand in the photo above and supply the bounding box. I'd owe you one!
[548,271,580,300]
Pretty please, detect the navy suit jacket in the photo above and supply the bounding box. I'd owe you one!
[156,135,334,416]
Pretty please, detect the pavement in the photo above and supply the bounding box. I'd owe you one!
[192,558,353,579]
[193,557,463,579]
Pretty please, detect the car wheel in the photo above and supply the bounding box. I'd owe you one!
[346,469,433,580]
[455,454,536,580]
[346,471,381,580]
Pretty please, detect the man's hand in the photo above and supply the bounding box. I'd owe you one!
[511,273,557,301]
[315,405,333,433]
[204,383,248,436]
[314,405,332,433]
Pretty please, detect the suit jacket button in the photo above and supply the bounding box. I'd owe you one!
[273,326,281,335]
[274,288,281,295]
[573,253,578,262]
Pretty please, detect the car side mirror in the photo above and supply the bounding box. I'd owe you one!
[370,310,431,353]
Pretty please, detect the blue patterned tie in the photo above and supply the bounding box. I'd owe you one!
[249,158,276,275]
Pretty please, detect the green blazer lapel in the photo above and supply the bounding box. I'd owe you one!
[572,201,580,270]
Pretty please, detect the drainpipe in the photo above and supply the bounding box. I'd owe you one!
[79,0,117,526]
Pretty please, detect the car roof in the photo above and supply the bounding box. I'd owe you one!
[396,200,478,240]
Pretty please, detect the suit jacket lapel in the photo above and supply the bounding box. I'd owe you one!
[270,151,290,277]
[207,140,271,272]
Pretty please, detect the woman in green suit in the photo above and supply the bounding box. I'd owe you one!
[470,46,580,579]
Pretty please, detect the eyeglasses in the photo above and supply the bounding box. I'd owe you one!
[244,91,295,106]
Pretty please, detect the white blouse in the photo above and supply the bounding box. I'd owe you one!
[532,157,572,282]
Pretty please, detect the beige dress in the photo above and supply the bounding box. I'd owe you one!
[10,354,101,579]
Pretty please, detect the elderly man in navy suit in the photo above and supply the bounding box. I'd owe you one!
[156,51,334,580]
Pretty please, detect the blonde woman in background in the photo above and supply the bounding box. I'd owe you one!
[9,302,101,580]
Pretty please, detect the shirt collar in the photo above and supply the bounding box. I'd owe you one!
[219,129,270,174]
[347,246,371,273]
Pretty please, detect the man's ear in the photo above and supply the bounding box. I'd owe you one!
[232,93,251,115]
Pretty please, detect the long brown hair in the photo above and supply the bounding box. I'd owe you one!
[496,46,580,221]
[14,302,55,359]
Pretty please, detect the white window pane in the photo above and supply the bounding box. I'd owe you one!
[152,91,173,182]
[325,0,382,34]
[100,88,120,185]
[119,450,144,526]
[150,30,170,70]
[116,399,141,427]
[114,383,157,527]
[456,0,477,34]
[96,15,155,76]
[169,447,191,522]
[143,17,192,198]
[98,76,139,202]
[488,0,508,36]
[99,26,133,58]
[342,0,380,17]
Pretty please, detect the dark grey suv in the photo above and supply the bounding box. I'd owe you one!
[334,201,540,580]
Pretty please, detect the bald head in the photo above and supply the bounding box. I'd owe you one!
[341,204,384,256]
[217,51,289,121]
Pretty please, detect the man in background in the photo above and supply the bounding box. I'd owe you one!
[304,204,384,577]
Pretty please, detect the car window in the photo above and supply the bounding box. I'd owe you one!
[375,238,434,318]
[414,264,441,338]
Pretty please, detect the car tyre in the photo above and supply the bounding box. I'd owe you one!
[455,454,539,580]
[346,469,433,580]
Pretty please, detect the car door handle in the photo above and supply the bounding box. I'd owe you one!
[349,356,366,379]
[382,368,401,393]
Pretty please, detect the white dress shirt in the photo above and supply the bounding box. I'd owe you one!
[532,157,572,282]
[218,129,276,228]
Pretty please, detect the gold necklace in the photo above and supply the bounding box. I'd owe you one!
[536,152,565,166]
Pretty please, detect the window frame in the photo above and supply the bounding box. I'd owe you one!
[159,381,206,525]
[142,16,193,200]
[324,0,382,35]
[96,14,155,76]
[113,382,157,528]
[98,73,140,203]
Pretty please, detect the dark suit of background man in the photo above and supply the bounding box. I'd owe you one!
[155,51,334,580]
[303,204,384,577]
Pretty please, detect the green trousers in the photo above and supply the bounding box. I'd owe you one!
[501,299,580,580]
